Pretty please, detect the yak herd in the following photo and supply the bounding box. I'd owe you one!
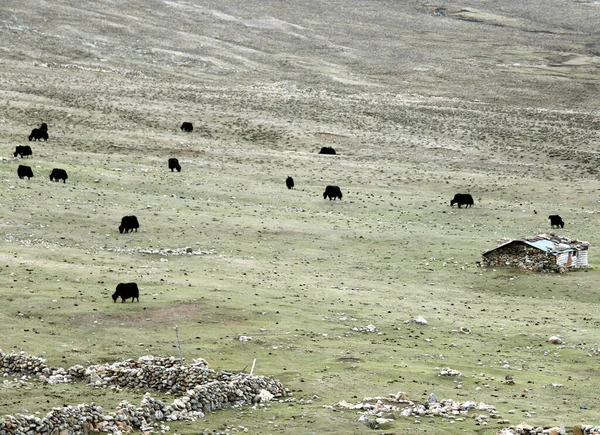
[11,122,564,302]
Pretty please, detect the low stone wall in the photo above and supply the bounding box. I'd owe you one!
[0,350,286,434]
[74,355,218,393]
[0,350,75,384]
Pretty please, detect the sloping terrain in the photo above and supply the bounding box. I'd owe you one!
[0,1,599,434]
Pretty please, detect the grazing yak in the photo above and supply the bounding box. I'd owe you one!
[319,146,336,155]
[119,215,139,233]
[286,176,294,189]
[450,193,474,208]
[549,215,564,229]
[17,165,34,179]
[49,168,68,183]
[112,282,139,303]
[180,122,193,132]
[168,158,181,172]
[14,145,33,158]
[323,185,343,200]
[29,128,48,141]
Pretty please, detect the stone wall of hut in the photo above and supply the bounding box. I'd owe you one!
[481,244,559,272]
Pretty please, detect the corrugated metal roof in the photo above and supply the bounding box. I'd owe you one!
[524,239,558,252]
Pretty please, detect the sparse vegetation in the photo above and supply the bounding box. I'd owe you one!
[1,0,599,434]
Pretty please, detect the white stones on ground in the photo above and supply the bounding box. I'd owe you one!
[439,367,462,377]
[105,246,216,256]
[413,316,428,326]
[258,389,274,403]
[375,417,394,427]
[352,324,378,333]
[331,392,502,428]
[390,391,407,400]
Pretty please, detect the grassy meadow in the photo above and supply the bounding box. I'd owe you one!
[1,1,600,434]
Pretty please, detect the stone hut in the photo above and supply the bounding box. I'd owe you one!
[481,233,590,273]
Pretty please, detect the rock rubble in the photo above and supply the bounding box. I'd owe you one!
[329,392,599,434]
[329,391,502,427]
[104,247,216,256]
[497,423,600,434]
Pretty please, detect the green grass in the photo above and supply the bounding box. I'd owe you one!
[1,1,600,433]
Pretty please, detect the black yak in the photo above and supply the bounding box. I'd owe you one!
[180,122,193,132]
[119,215,139,234]
[29,128,48,141]
[286,176,294,189]
[112,282,139,302]
[323,185,343,200]
[14,145,32,158]
[49,168,68,183]
[319,146,336,155]
[17,165,34,179]
[450,193,474,208]
[549,215,564,228]
[168,158,181,172]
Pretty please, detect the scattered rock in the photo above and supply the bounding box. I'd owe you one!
[439,367,462,377]
[331,392,501,429]
[353,324,379,333]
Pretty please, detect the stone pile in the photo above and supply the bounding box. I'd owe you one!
[330,391,504,426]
[439,367,462,377]
[331,393,599,434]
[0,350,286,434]
[497,423,600,434]
[351,324,379,333]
